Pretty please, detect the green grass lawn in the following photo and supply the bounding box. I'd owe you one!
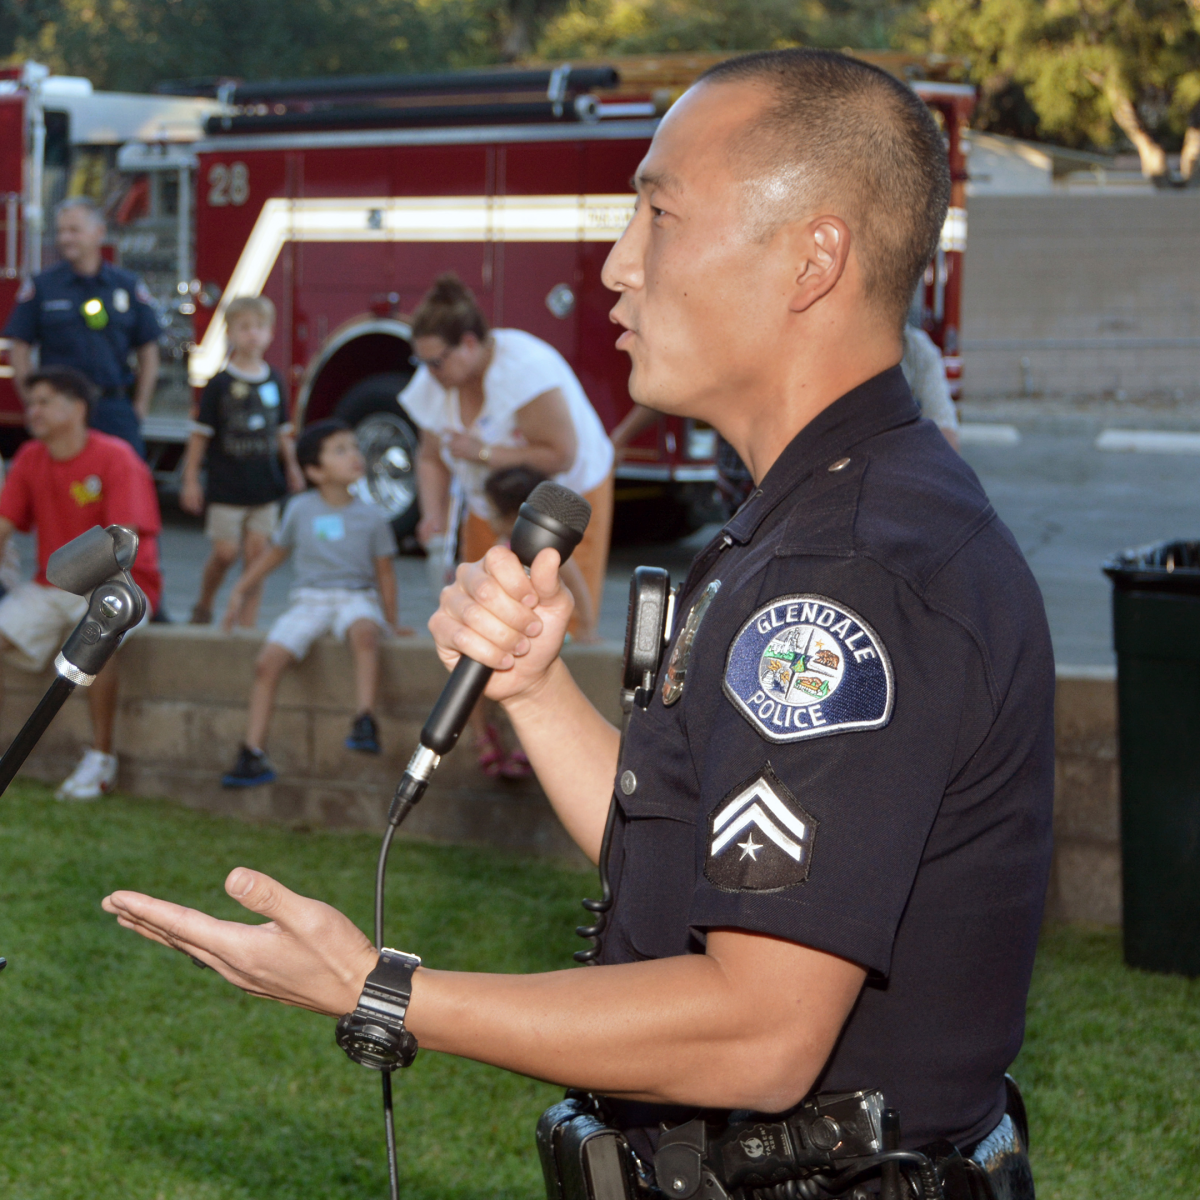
[0,781,1197,1199]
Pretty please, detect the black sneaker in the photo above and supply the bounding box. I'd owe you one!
[346,712,381,754]
[222,745,277,788]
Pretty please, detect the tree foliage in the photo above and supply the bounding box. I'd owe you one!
[0,0,511,90]
[914,0,1200,181]
[0,0,909,92]
[536,0,903,58]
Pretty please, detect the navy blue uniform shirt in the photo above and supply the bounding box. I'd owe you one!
[4,260,160,394]
[602,366,1054,1157]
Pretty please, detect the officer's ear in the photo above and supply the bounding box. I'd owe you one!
[783,215,851,315]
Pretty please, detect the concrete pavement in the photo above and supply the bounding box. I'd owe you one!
[9,399,1192,669]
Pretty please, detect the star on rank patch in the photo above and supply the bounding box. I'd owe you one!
[723,594,893,743]
[705,765,816,892]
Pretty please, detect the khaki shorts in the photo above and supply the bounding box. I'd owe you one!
[205,501,279,545]
[0,581,147,673]
[266,587,387,661]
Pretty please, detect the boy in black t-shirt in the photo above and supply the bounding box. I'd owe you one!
[182,296,304,625]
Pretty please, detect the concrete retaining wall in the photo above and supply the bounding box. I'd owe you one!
[2,629,1121,924]
[963,193,1200,400]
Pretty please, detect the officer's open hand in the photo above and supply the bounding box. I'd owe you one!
[102,868,378,1018]
[428,544,574,703]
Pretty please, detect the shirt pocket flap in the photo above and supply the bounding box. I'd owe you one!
[614,712,697,825]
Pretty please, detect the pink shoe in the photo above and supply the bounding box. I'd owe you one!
[499,746,532,780]
[475,723,505,778]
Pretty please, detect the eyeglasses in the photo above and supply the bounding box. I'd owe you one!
[409,346,455,371]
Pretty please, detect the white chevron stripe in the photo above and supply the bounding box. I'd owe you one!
[713,778,808,841]
[711,803,804,861]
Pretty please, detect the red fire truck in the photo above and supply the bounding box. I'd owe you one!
[181,56,973,539]
[0,62,219,455]
[0,56,972,541]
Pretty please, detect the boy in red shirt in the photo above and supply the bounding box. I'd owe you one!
[0,366,162,799]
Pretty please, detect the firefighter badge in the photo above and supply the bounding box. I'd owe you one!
[723,594,892,743]
[704,765,816,892]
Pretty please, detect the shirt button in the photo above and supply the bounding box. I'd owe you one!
[620,770,637,796]
[828,457,851,472]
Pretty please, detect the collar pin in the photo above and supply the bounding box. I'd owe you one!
[828,457,851,472]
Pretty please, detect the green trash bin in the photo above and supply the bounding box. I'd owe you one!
[1104,540,1200,976]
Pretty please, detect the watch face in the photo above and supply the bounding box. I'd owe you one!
[336,1014,417,1071]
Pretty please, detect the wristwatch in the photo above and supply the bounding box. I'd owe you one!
[477,443,491,463]
[335,948,422,1071]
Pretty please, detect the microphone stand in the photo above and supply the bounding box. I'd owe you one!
[0,525,146,798]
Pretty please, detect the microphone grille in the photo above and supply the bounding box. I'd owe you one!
[526,482,592,536]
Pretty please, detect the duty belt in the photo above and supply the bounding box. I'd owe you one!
[537,1079,1033,1200]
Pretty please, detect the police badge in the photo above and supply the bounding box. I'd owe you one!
[662,579,720,706]
[723,594,893,743]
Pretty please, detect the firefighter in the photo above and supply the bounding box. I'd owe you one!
[103,50,1049,1198]
[4,197,161,458]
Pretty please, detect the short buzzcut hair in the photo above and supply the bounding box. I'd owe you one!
[24,366,98,414]
[55,196,105,226]
[295,418,350,482]
[697,50,951,327]
[224,295,276,328]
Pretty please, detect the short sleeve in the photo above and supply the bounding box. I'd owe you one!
[487,332,568,416]
[3,278,40,343]
[273,495,302,548]
[0,446,36,531]
[371,511,398,558]
[654,554,978,977]
[398,369,444,432]
[130,279,161,347]
[195,377,221,435]
[101,446,162,536]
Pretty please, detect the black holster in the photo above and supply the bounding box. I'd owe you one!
[537,1094,645,1200]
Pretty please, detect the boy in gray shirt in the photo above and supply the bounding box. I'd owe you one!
[220,419,411,787]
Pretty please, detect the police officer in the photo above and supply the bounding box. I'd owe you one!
[103,50,1053,1196]
[5,197,160,458]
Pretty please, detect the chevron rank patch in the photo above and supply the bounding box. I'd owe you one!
[723,594,893,744]
[705,765,816,892]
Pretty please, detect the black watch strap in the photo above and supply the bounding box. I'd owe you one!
[335,948,422,1071]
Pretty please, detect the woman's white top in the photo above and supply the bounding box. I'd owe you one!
[400,328,614,519]
[900,326,959,431]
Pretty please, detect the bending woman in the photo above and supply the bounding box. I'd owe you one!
[402,274,614,632]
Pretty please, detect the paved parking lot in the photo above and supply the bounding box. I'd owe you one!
[11,400,1196,669]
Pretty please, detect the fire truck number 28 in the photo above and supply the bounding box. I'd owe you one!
[207,162,250,207]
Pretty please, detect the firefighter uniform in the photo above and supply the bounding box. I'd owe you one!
[4,260,161,457]
[600,366,1054,1165]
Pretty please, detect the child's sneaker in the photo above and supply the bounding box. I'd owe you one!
[222,745,277,788]
[56,748,118,801]
[346,712,380,754]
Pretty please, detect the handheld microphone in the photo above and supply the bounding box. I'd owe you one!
[362,483,591,1200]
[387,481,592,826]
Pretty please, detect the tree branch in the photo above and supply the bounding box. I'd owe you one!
[1086,68,1169,181]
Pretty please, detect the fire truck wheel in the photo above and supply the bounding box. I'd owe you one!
[335,373,421,540]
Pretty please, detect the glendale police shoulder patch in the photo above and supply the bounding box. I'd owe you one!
[705,764,816,892]
[723,594,893,743]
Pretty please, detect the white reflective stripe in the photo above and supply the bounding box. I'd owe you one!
[940,206,967,253]
[712,777,808,840]
[711,803,805,862]
[190,193,636,385]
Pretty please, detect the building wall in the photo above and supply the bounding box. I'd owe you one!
[962,193,1200,399]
